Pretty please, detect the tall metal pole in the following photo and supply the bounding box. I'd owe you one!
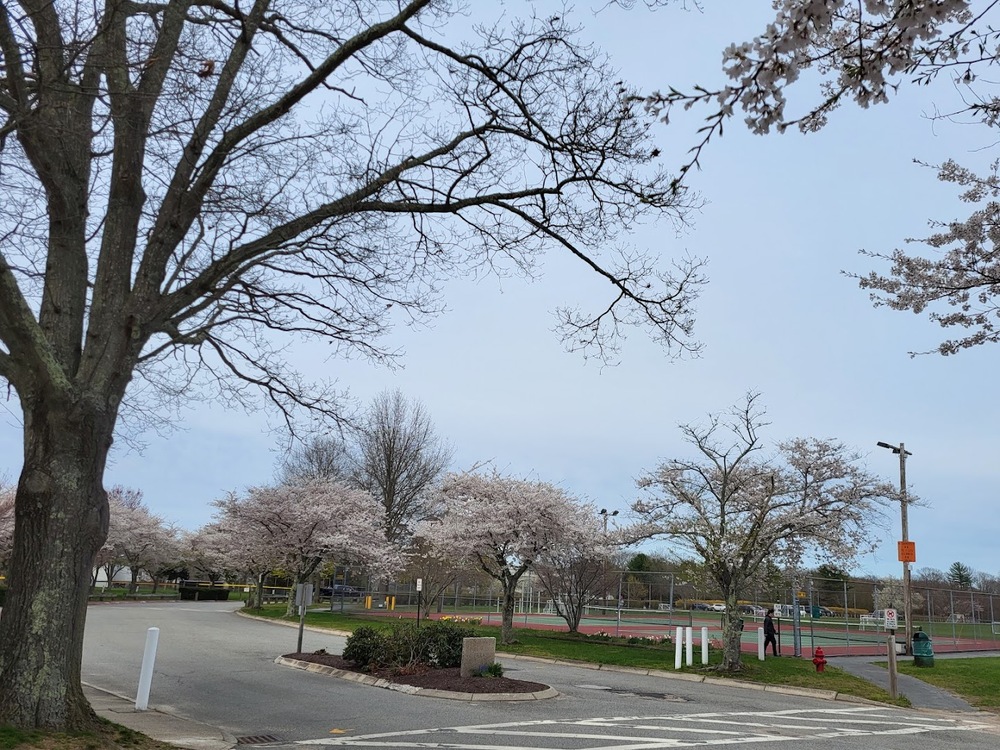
[899,442,913,655]
[879,441,913,656]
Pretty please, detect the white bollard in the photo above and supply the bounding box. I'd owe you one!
[757,626,765,661]
[135,627,160,711]
[674,626,683,669]
[685,626,693,666]
[701,626,709,665]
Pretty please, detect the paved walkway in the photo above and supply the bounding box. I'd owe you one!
[829,650,1000,712]
[83,683,235,750]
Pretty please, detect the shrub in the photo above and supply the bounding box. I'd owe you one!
[342,626,389,669]
[475,661,504,678]
[418,619,476,668]
[342,619,477,671]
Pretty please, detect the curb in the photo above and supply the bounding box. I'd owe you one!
[498,653,868,704]
[236,609,353,637]
[274,656,559,701]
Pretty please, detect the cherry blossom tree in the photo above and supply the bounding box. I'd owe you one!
[629,393,894,671]
[192,520,277,608]
[429,471,595,644]
[856,160,1000,355]
[0,481,13,577]
[643,1,1000,353]
[531,520,618,633]
[0,0,704,729]
[645,1,977,178]
[208,479,400,615]
[96,487,177,593]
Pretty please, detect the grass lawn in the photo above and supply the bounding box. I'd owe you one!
[897,657,1000,711]
[248,604,909,707]
[0,719,178,750]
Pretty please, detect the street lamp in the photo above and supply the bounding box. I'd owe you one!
[599,508,619,535]
[877,441,913,655]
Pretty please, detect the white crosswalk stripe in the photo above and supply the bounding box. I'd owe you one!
[293,707,994,749]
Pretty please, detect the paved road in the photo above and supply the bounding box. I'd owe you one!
[82,602,1000,750]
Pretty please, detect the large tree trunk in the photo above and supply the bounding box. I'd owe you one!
[0,397,113,729]
[500,587,517,645]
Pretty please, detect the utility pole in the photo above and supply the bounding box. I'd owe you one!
[877,441,913,655]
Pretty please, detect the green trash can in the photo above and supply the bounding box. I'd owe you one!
[912,630,934,667]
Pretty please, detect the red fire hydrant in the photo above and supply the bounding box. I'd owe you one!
[812,646,827,673]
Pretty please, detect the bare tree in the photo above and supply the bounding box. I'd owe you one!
[629,393,894,671]
[279,435,354,485]
[532,530,618,633]
[0,1,704,728]
[353,390,452,544]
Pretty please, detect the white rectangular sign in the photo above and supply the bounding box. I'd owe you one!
[416,578,423,592]
[884,608,898,629]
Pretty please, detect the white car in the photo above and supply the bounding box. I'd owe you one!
[710,603,726,611]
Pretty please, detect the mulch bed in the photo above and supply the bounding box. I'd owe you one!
[283,651,548,694]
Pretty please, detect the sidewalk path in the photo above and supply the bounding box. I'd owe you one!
[83,683,235,750]
[828,651,1000,712]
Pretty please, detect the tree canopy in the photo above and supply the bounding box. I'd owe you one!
[629,393,894,670]
[0,0,703,728]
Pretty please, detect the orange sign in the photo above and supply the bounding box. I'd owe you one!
[898,541,917,563]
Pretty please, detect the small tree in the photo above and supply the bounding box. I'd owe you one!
[630,393,894,671]
[403,531,466,618]
[948,562,975,590]
[532,523,616,633]
[429,471,592,644]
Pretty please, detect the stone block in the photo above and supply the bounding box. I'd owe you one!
[460,636,497,677]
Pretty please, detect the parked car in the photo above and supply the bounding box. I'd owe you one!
[710,603,726,612]
[320,584,364,598]
[690,602,712,611]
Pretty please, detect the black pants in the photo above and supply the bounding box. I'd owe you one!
[764,633,777,655]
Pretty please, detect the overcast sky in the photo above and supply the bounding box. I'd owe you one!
[2,2,997,580]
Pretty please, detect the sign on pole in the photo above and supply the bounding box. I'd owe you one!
[898,541,916,563]
[416,578,423,592]
[885,608,898,630]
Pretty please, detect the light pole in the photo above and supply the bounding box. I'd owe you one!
[599,508,618,535]
[877,441,913,655]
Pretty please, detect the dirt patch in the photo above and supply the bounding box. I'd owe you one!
[284,651,549,694]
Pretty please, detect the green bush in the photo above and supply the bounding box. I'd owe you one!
[476,661,504,678]
[342,619,477,671]
[342,626,390,669]
[418,620,475,668]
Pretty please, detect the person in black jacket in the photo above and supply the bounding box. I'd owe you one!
[763,608,778,656]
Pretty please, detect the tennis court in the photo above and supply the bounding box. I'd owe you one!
[473,605,996,657]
